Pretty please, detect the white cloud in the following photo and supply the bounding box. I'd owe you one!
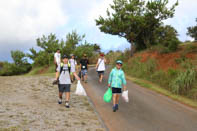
[0,0,68,44]
[87,0,113,26]
[164,0,197,41]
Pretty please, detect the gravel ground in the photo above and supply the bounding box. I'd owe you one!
[0,75,106,131]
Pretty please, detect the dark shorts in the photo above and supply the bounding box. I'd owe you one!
[112,87,122,94]
[97,71,104,76]
[58,84,71,93]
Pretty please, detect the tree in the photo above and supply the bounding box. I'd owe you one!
[26,47,38,61]
[36,33,59,65]
[187,18,197,41]
[96,0,178,55]
[61,31,85,56]
[11,50,27,66]
[156,25,180,51]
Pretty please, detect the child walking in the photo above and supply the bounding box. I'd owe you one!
[108,60,127,112]
[55,55,79,108]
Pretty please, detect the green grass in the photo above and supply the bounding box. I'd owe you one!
[126,75,197,109]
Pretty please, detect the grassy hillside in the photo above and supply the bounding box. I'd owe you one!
[27,65,55,76]
[122,42,197,101]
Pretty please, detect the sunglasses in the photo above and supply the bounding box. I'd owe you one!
[116,63,122,66]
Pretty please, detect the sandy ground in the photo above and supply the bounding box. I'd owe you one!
[0,75,106,131]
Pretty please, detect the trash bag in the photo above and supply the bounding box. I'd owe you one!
[75,81,87,96]
[122,90,129,102]
[103,88,112,103]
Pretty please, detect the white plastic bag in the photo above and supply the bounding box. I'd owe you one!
[122,90,129,102]
[75,81,87,96]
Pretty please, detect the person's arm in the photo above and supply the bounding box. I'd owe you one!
[122,71,127,91]
[108,70,113,87]
[75,60,78,72]
[87,59,89,70]
[104,57,107,63]
[95,59,99,69]
[55,64,61,80]
[73,72,80,80]
[54,54,56,64]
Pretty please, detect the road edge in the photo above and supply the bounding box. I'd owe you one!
[81,82,109,131]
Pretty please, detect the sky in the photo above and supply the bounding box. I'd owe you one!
[0,0,197,62]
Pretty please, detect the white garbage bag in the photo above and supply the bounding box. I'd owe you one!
[75,81,87,96]
[122,90,129,102]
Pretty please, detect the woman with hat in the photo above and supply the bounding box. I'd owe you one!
[96,53,106,83]
[108,60,127,112]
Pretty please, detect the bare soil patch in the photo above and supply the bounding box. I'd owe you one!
[0,76,106,131]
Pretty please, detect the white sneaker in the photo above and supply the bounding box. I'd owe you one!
[65,102,70,108]
[58,98,62,104]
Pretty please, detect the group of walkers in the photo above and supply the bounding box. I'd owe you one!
[53,49,127,112]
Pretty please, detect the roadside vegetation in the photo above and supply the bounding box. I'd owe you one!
[0,31,101,76]
[115,42,197,101]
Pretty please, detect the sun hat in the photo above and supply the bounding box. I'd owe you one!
[116,60,123,64]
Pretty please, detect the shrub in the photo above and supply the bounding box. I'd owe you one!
[170,68,196,95]
[151,70,169,88]
[125,57,157,79]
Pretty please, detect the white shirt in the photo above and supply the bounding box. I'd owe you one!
[57,64,71,84]
[69,59,77,73]
[54,52,61,65]
[69,59,77,67]
[97,58,105,71]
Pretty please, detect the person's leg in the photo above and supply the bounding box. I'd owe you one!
[65,84,71,108]
[84,70,88,82]
[113,94,117,112]
[113,94,117,106]
[116,94,120,104]
[99,74,103,83]
[58,84,63,104]
[65,92,70,102]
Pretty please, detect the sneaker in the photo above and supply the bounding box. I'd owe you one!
[58,98,62,104]
[113,106,116,112]
[65,102,70,108]
[115,104,119,110]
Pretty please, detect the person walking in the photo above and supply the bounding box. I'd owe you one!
[80,54,89,83]
[55,55,79,108]
[108,60,127,112]
[96,53,106,83]
[69,54,78,83]
[54,49,61,72]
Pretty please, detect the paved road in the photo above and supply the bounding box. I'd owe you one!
[82,67,197,131]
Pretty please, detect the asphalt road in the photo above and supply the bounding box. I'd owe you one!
[82,67,197,131]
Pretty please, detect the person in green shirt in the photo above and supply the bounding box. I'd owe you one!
[108,60,127,112]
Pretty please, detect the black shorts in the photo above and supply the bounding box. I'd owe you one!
[58,84,71,93]
[112,87,122,94]
[97,71,104,76]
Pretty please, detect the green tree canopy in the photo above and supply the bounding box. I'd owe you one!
[187,18,197,41]
[11,50,27,66]
[96,0,178,55]
[61,31,85,56]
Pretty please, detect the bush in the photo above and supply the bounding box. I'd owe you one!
[170,68,196,95]
[151,70,169,88]
[125,57,157,79]
[0,62,32,76]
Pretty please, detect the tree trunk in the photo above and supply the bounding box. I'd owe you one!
[130,43,135,57]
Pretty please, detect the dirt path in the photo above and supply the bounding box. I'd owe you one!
[0,75,106,131]
[83,67,197,131]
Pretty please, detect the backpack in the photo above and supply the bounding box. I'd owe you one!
[60,62,71,74]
